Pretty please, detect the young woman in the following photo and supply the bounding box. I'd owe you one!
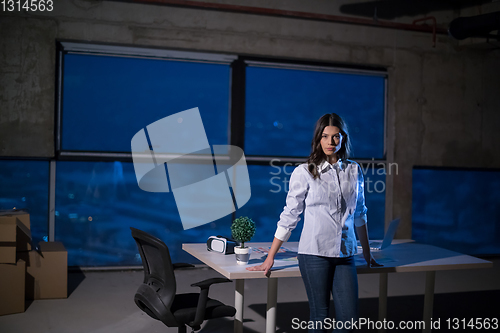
[247,113,381,333]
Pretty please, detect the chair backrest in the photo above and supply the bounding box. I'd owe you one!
[130,227,178,326]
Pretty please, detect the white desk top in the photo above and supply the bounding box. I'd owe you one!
[182,241,492,279]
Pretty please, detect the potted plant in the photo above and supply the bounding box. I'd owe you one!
[231,216,256,265]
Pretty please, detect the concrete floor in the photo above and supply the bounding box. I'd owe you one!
[0,259,499,333]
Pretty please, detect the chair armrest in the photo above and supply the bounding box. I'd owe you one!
[190,277,232,290]
[172,263,195,270]
[188,278,232,327]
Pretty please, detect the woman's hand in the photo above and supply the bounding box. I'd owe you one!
[369,257,383,267]
[364,252,383,268]
[356,224,382,267]
[246,258,274,277]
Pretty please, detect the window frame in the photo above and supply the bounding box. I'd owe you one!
[56,41,237,160]
[240,58,388,163]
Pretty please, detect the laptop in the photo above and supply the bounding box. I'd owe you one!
[357,218,401,251]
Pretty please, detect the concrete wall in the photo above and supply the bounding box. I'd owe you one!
[1,0,499,237]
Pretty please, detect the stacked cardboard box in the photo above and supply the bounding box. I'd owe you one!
[21,241,68,300]
[0,259,25,316]
[0,210,31,316]
[0,210,68,316]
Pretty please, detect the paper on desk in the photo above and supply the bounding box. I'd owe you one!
[254,246,298,261]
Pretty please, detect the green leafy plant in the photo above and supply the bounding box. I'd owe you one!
[231,216,256,248]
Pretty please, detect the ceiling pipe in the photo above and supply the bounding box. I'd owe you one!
[413,16,437,47]
[117,0,448,35]
[448,11,500,40]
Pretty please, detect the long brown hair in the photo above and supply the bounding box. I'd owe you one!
[306,113,352,179]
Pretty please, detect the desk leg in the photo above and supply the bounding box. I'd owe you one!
[378,272,388,333]
[423,271,435,333]
[266,278,278,333]
[234,279,244,333]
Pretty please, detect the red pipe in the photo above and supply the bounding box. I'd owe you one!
[119,0,448,35]
[413,16,438,47]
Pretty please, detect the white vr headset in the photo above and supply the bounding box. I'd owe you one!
[207,236,236,255]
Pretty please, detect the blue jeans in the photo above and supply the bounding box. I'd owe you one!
[298,254,359,333]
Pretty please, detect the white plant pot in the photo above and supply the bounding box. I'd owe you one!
[234,246,252,265]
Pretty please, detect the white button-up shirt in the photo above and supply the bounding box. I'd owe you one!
[274,159,368,257]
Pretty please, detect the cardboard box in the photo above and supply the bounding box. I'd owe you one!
[21,242,68,300]
[0,215,17,264]
[0,260,26,316]
[0,211,32,263]
[0,209,31,229]
[11,211,31,252]
[0,210,31,252]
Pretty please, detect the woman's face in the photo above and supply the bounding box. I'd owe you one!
[320,126,343,160]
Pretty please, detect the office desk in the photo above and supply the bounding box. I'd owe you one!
[183,241,492,333]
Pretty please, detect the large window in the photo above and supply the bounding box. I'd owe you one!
[0,42,388,267]
[55,43,236,266]
[0,160,49,246]
[245,64,385,159]
[54,160,232,266]
[62,53,230,152]
[412,167,500,256]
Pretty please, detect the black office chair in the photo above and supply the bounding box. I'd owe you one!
[130,227,236,333]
